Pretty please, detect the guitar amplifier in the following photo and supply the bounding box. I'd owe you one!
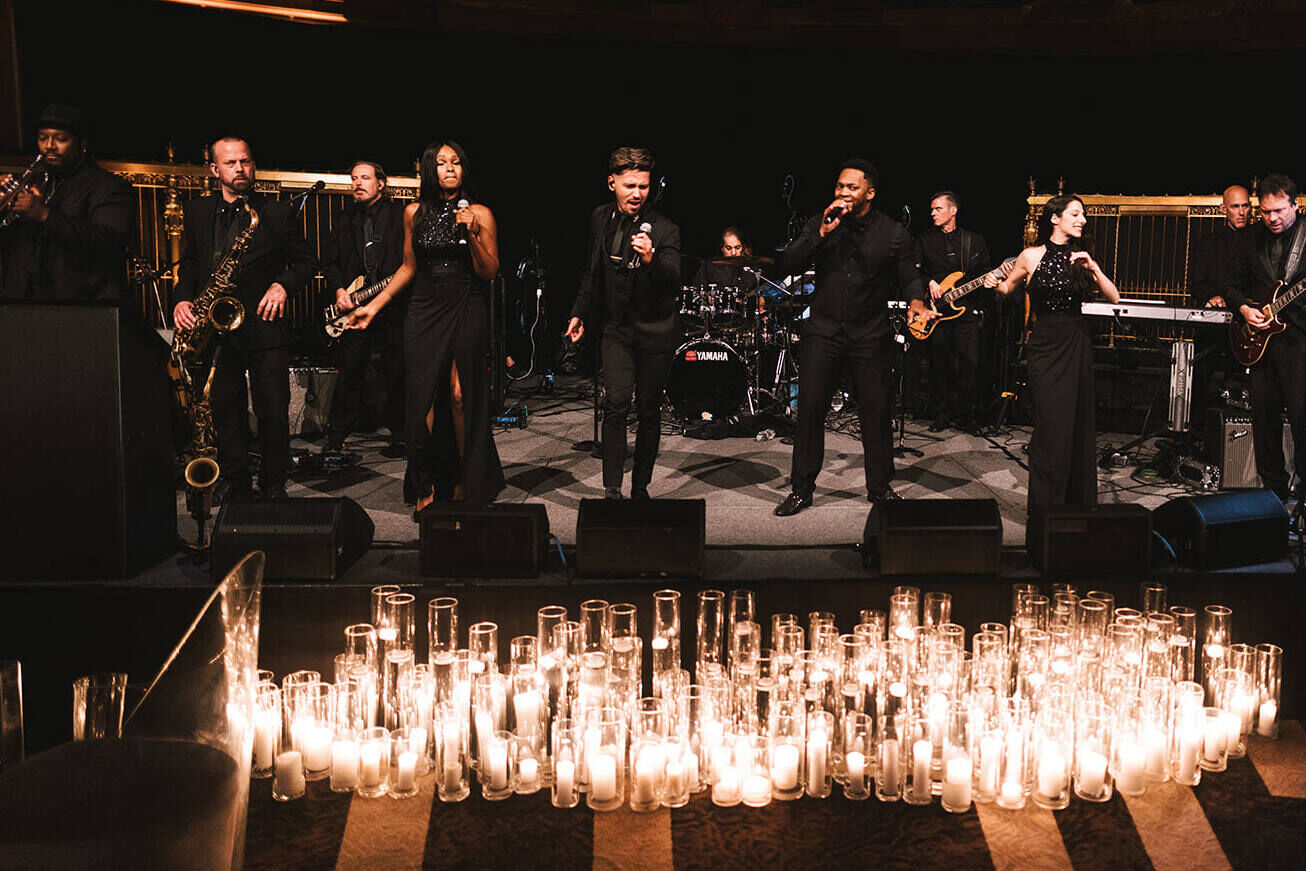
[247,366,339,438]
[1204,409,1294,490]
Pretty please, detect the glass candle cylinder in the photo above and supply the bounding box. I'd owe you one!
[536,604,567,659]
[252,683,281,779]
[1168,605,1197,683]
[1201,605,1233,702]
[287,681,335,782]
[330,730,360,794]
[889,592,918,641]
[805,710,833,798]
[586,708,627,812]
[1216,666,1252,759]
[1033,692,1071,811]
[769,700,805,801]
[940,702,972,813]
[923,591,952,632]
[1139,581,1167,615]
[607,602,638,643]
[388,726,422,799]
[1171,681,1204,787]
[696,590,726,678]
[383,593,416,652]
[630,734,665,812]
[1076,598,1109,657]
[737,734,771,808]
[1198,706,1229,773]
[876,708,905,803]
[652,590,682,683]
[428,597,460,664]
[468,621,499,677]
[357,726,390,798]
[271,712,306,802]
[436,701,469,803]
[344,623,378,673]
[859,609,887,643]
[381,646,415,732]
[551,718,581,809]
[997,714,1030,810]
[1010,583,1040,619]
[1073,696,1113,803]
[842,711,873,801]
[905,711,934,806]
[1140,677,1172,783]
[370,585,401,633]
[662,734,691,808]
[1111,687,1147,798]
[711,735,743,808]
[1255,642,1283,740]
[480,729,515,801]
[514,734,543,795]
[580,599,610,653]
[471,671,506,770]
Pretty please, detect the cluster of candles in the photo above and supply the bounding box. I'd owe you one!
[254,581,1284,812]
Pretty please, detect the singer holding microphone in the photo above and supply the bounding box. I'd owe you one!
[565,146,682,500]
[774,158,926,516]
[349,140,504,512]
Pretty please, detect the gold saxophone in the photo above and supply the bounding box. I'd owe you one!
[170,198,260,490]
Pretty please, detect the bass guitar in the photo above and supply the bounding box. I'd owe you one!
[321,273,394,342]
[908,257,1016,341]
[1229,272,1306,367]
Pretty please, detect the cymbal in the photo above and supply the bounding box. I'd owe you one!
[707,255,774,267]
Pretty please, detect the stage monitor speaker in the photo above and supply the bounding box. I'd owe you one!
[864,499,1002,575]
[576,499,705,579]
[1153,489,1288,570]
[0,302,175,580]
[211,497,374,581]
[1027,504,1152,578]
[419,502,550,578]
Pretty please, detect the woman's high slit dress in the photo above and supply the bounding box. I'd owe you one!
[405,201,505,506]
[1025,240,1097,519]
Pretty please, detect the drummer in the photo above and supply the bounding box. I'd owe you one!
[693,227,751,286]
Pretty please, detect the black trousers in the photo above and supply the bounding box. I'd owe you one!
[326,317,406,442]
[927,311,982,424]
[601,320,677,493]
[790,330,894,498]
[1249,325,1306,500]
[1026,314,1096,513]
[210,340,291,493]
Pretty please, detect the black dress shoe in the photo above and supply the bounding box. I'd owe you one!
[260,485,289,501]
[774,492,813,517]
[868,486,902,503]
[631,488,651,501]
[928,419,950,433]
[604,487,623,500]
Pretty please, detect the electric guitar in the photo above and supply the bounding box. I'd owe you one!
[1229,272,1306,367]
[321,273,394,342]
[908,257,1017,341]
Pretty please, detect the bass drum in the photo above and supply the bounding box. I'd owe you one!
[665,338,748,422]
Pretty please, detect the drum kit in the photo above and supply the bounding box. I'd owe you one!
[666,254,810,425]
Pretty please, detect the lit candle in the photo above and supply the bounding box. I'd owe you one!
[1223,711,1242,756]
[978,735,1000,795]
[806,730,828,794]
[514,691,540,736]
[666,759,685,798]
[1077,749,1107,797]
[253,711,276,771]
[713,765,740,802]
[1116,741,1145,795]
[274,750,305,797]
[1000,781,1023,804]
[330,739,359,789]
[1143,729,1168,780]
[942,756,972,810]
[519,756,539,788]
[590,752,617,802]
[360,743,383,788]
[845,750,866,790]
[742,773,771,804]
[1176,726,1201,782]
[1037,744,1064,800]
[1004,731,1024,786]
[685,752,700,791]
[583,726,602,780]
[487,742,509,790]
[879,739,900,795]
[912,739,933,801]
[475,711,494,758]
[443,761,462,793]
[302,724,333,773]
[1258,700,1278,738]
[395,750,418,792]
[634,753,658,804]
[554,758,575,805]
[1203,717,1226,763]
[442,721,461,762]
[772,743,800,791]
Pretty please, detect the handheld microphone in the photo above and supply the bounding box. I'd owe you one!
[627,221,653,269]
[456,198,470,245]
[823,205,845,225]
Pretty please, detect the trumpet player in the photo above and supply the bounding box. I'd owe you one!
[173,136,317,502]
[0,104,133,300]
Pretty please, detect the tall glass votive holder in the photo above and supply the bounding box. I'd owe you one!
[271,716,306,802]
[1202,604,1233,701]
[383,592,416,652]
[330,730,359,793]
[580,599,610,653]
[1033,695,1071,811]
[1256,643,1282,739]
[1168,605,1197,682]
[805,710,833,798]
[997,715,1030,810]
[1073,696,1113,803]
[344,623,378,672]
[710,734,742,808]
[769,700,804,801]
[1216,666,1251,759]
[652,590,682,685]
[876,710,904,803]
[288,681,335,782]
[940,703,972,813]
[923,591,953,631]
[1111,687,1147,798]
[737,735,771,808]
[370,585,401,633]
[356,726,390,798]
[1199,706,1229,773]
[535,604,566,657]
[551,719,581,809]
[842,711,873,801]
[435,701,468,802]
[381,646,416,732]
[428,596,459,665]
[479,729,514,800]
[662,735,691,808]
[1171,681,1204,786]
[1140,677,1172,784]
[696,590,726,677]
[253,683,280,779]
[514,734,543,795]
[385,726,420,799]
[889,592,918,642]
[586,708,627,812]
[630,733,665,812]
[607,602,639,644]
[683,684,711,794]
[905,711,934,806]
[468,621,499,677]
[1140,581,1167,614]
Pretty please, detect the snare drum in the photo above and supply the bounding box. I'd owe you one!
[679,285,708,335]
[665,337,748,422]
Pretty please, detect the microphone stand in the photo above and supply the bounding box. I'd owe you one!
[890,313,926,458]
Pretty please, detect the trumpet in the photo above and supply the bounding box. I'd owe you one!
[0,156,50,228]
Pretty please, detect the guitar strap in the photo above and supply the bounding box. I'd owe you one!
[960,230,972,279]
[1281,220,1306,288]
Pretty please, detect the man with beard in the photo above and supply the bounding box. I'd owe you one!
[0,104,133,300]
[320,160,406,456]
[174,137,317,501]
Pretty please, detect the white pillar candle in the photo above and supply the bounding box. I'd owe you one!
[1037,745,1064,799]
[666,759,684,797]
[1203,718,1226,762]
[331,740,359,789]
[1000,781,1023,804]
[1223,711,1242,755]
[1143,730,1167,779]
[513,691,540,736]
[772,744,800,791]
[1116,742,1145,794]
[442,721,461,760]
[713,766,740,802]
[879,739,900,795]
[487,743,509,790]
[806,730,828,792]
[253,712,276,770]
[978,735,1000,794]
[912,739,933,801]
[590,752,618,802]
[634,755,658,804]
[395,750,418,792]
[1258,700,1278,737]
[742,773,771,804]
[1078,749,1108,796]
[302,725,333,772]
[942,757,972,809]
[443,761,462,793]
[712,744,732,783]
[583,726,602,780]
[475,711,494,757]
[554,758,575,805]
[685,752,700,791]
[845,750,866,789]
[519,756,539,788]
[274,750,305,796]
[1004,731,1024,786]
[360,743,383,788]
[1176,726,1201,782]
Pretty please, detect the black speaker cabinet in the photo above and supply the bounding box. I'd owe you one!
[1027,503,1152,578]
[0,302,175,580]
[864,499,1002,575]
[1205,409,1294,490]
[211,497,374,581]
[576,499,706,579]
[1153,489,1288,570]
[419,502,550,578]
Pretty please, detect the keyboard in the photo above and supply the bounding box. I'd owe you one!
[1080,300,1232,325]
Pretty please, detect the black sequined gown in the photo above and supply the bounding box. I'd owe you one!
[405,201,505,505]
[1025,240,1097,519]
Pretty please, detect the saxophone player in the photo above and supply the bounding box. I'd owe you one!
[173,137,317,502]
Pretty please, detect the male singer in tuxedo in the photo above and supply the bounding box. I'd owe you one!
[320,160,406,455]
[1222,173,1306,505]
[565,146,682,500]
[775,158,925,516]
[174,137,317,501]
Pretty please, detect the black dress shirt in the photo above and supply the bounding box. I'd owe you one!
[571,204,681,329]
[1223,219,1306,334]
[916,225,992,311]
[1190,223,1242,305]
[783,209,924,340]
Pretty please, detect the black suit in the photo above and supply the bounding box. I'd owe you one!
[916,226,991,427]
[0,156,133,300]
[1223,219,1306,500]
[320,198,406,446]
[176,192,318,495]
[1189,222,1242,425]
[571,204,682,494]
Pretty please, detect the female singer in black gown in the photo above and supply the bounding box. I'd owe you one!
[996,195,1119,527]
[350,141,505,511]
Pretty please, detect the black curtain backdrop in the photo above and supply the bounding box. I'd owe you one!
[13,2,1294,345]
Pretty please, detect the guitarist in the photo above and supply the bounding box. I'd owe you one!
[914,191,993,433]
[1222,173,1306,504]
[320,160,406,456]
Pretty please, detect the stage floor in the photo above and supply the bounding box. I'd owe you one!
[179,376,1199,556]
